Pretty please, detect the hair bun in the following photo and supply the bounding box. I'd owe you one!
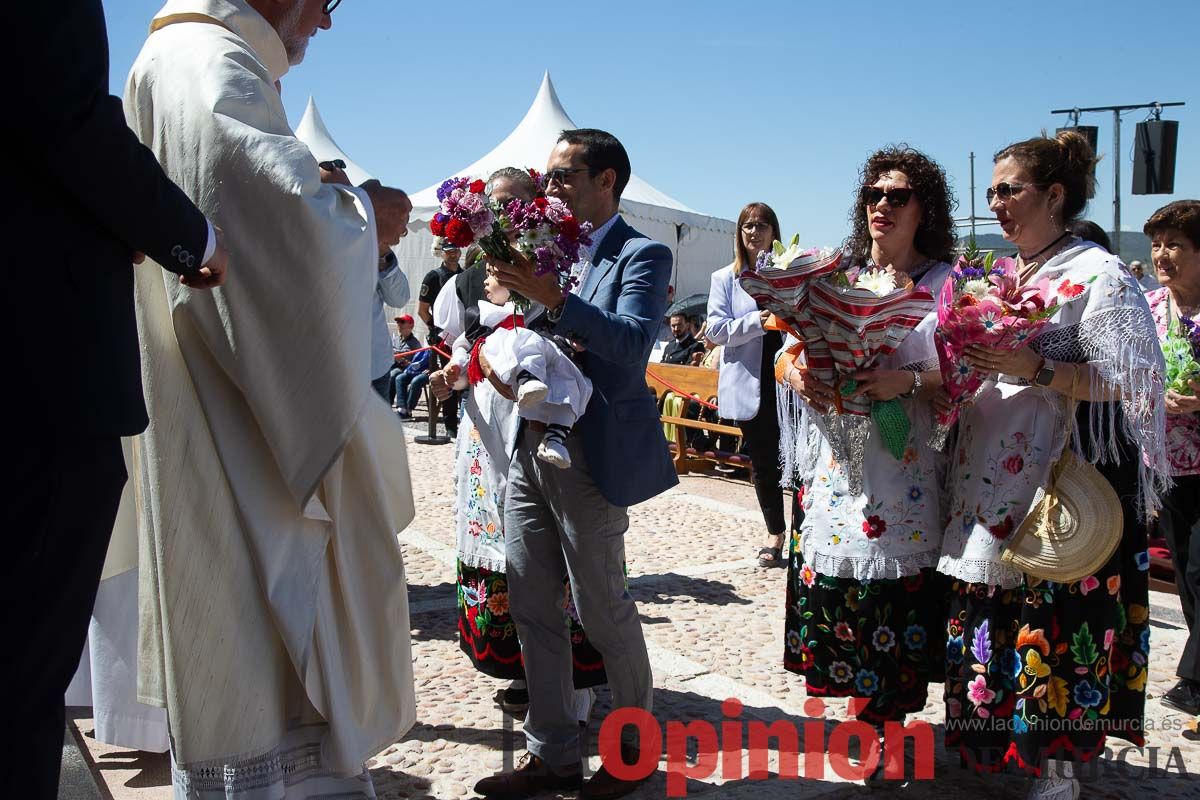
[1055,130,1098,197]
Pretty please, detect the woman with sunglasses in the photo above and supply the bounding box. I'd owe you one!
[778,146,957,783]
[706,202,795,567]
[935,130,1167,800]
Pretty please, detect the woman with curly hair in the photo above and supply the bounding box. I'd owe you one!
[778,145,956,784]
[935,131,1166,800]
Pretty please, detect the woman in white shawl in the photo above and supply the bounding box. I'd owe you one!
[936,131,1168,800]
[430,167,604,720]
[778,147,956,784]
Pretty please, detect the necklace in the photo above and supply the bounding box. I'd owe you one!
[1017,232,1071,284]
[1020,231,1070,264]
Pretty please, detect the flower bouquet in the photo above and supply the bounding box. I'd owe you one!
[1162,310,1200,395]
[806,265,935,493]
[928,241,1066,450]
[429,177,507,256]
[502,194,593,304]
[429,176,591,311]
[735,235,843,338]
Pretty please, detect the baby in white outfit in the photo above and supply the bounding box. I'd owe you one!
[447,275,592,468]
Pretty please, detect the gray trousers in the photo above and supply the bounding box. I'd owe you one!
[504,427,653,769]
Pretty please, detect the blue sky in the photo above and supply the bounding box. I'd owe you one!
[106,0,1197,249]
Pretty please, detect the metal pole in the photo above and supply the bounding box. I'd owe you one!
[969,151,977,240]
[1112,109,1121,256]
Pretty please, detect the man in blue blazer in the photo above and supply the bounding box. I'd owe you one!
[479,129,675,799]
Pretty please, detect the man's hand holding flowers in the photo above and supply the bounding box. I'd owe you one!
[487,251,565,312]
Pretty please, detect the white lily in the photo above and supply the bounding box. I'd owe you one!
[853,267,898,296]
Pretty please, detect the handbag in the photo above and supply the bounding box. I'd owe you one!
[1003,368,1123,583]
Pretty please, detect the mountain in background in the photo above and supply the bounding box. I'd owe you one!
[964,230,1151,264]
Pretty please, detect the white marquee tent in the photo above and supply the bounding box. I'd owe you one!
[295,72,735,326]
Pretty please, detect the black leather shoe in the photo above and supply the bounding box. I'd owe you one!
[583,743,655,800]
[1162,679,1200,716]
[474,753,582,799]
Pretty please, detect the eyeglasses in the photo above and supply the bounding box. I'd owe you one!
[544,167,587,186]
[985,182,1037,203]
[740,222,772,233]
[322,0,342,14]
[861,186,915,208]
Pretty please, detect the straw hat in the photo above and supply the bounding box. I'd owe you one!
[1003,449,1122,583]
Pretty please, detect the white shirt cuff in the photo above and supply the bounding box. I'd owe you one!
[200,220,217,266]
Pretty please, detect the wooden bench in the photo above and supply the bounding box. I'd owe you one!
[644,362,751,477]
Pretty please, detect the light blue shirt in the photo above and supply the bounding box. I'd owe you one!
[572,213,621,289]
[373,251,410,379]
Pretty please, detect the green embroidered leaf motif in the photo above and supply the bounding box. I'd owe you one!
[1071,623,1098,666]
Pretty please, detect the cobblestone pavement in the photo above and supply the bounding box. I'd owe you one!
[73,415,1200,799]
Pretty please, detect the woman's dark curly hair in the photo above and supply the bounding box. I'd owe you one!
[844,145,958,266]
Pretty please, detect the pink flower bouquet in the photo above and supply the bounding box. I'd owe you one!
[929,246,1071,450]
[430,176,591,311]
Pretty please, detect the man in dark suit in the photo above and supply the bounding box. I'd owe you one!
[3,4,228,797]
[478,129,676,799]
[660,313,705,365]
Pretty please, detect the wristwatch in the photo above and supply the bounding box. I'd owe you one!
[901,370,922,398]
[1033,360,1056,387]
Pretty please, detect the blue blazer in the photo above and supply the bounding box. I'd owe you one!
[553,217,678,506]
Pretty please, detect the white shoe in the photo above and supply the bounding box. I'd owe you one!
[537,437,571,469]
[516,379,549,411]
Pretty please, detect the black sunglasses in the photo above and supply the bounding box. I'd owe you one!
[323,0,342,14]
[544,167,588,186]
[985,182,1041,203]
[861,186,915,208]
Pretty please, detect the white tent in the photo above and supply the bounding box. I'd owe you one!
[295,72,735,329]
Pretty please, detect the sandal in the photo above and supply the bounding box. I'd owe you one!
[757,546,783,568]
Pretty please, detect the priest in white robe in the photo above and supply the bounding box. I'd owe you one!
[124,1,416,796]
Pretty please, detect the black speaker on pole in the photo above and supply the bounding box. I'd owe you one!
[1133,120,1179,195]
[1056,126,1099,189]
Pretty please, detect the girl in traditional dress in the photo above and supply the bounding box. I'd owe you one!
[429,168,605,721]
[778,146,957,784]
[936,131,1168,800]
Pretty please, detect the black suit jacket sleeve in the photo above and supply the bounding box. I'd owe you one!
[12,1,209,274]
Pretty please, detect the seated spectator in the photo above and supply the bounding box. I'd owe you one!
[393,314,421,364]
[661,313,705,365]
[393,348,433,418]
[387,314,423,407]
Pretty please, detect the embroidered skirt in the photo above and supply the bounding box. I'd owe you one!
[943,442,1149,773]
[783,530,947,723]
[457,561,608,688]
